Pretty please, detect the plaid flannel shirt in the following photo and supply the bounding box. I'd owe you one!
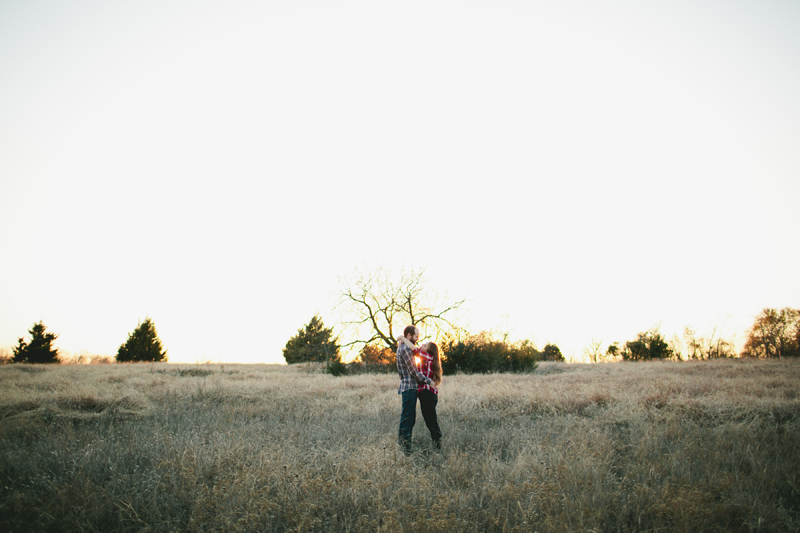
[397,342,432,394]
[416,349,438,394]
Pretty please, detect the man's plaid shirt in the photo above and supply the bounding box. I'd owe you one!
[397,342,432,394]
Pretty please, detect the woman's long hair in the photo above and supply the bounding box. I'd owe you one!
[427,342,443,386]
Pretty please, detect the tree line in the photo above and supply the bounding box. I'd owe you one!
[282,317,566,376]
[281,267,800,375]
[5,267,798,368]
[283,307,800,376]
[7,317,167,364]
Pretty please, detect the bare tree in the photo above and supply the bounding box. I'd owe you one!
[668,333,683,361]
[336,266,466,352]
[684,327,703,360]
[583,337,604,363]
[683,326,735,360]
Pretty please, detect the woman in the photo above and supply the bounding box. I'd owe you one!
[398,336,443,449]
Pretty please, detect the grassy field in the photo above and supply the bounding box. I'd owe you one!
[0,359,798,532]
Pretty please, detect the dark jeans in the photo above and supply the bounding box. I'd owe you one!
[398,389,417,453]
[418,389,442,447]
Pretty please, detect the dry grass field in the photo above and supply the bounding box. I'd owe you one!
[1,359,798,532]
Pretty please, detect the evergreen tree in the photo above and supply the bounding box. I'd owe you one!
[116,317,167,362]
[283,315,339,364]
[541,343,565,362]
[12,321,60,364]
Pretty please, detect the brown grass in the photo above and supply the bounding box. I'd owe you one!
[0,359,798,532]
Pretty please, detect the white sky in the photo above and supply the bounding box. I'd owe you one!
[1,0,798,363]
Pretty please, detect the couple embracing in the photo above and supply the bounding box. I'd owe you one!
[396,325,443,455]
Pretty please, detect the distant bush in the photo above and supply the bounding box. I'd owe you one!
[440,332,538,375]
[541,343,564,362]
[12,321,60,364]
[327,359,348,377]
[116,317,167,362]
[618,327,675,361]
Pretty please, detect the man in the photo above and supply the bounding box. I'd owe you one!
[396,325,433,454]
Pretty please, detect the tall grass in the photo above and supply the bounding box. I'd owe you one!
[1,360,798,532]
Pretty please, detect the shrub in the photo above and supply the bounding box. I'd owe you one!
[116,317,167,362]
[509,339,540,371]
[440,332,538,374]
[327,358,348,377]
[12,321,60,364]
[620,327,674,361]
[541,343,564,362]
